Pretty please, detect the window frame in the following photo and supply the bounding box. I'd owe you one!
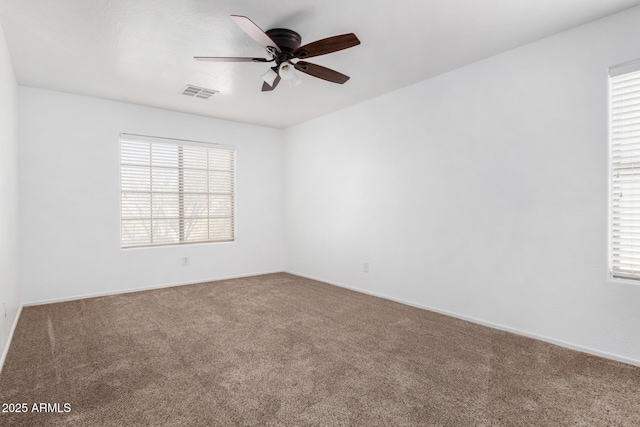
[609,61,640,281]
[119,133,236,249]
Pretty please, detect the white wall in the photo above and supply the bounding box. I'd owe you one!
[19,88,284,303]
[0,22,20,361]
[284,6,640,364]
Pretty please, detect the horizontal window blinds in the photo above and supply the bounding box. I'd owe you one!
[120,134,235,248]
[611,69,640,279]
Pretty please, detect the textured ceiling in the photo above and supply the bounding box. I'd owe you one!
[1,0,640,129]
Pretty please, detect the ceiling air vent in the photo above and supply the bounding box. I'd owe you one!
[181,85,219,99]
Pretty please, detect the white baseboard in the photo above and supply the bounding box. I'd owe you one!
[285,270,640,368]
[24,270,285,307]
[0,304,23,374]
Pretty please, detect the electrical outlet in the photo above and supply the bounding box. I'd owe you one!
[182,257,189,266]
[363,262,370,273]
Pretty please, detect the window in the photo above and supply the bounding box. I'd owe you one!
[610,64,640,280]
[120,134,235,248]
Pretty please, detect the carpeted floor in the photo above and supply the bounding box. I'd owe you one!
[1,273,639,426]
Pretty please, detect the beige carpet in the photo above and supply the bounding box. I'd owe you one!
[1,273,639,426]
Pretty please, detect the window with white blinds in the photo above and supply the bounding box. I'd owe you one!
[120,134,235,248]
[611,66,640,280]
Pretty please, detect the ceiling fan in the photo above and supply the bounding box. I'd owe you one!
[195,15,361,91]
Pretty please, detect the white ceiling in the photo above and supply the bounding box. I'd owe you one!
[1,0,640,129]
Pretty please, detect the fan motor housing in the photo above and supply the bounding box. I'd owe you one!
[266,28,302,52]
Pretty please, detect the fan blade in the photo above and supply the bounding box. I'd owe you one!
[262,75,281,92]
[231,15,281,53]
[293,33,360,59]
[294,61,350,84]
[194,56,269,62]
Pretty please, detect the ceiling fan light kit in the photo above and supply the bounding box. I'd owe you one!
[278,63,295,80]
[261,68,279,87]
[195,15,360,92]
[288,74,303,88]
